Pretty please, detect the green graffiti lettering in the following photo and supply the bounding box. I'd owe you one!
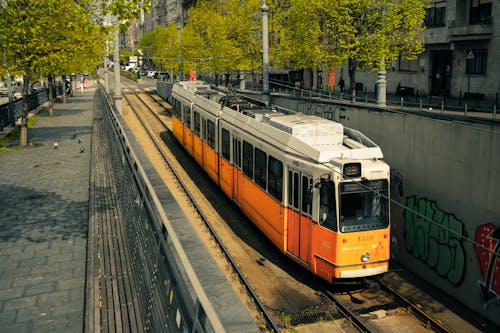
[403,197,466,286]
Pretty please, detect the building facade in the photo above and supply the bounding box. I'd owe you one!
[134,1,499,104]
[351,0,499,102]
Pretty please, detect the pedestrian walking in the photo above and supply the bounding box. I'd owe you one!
[338,77,345,93]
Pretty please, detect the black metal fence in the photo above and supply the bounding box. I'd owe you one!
[0,84,63,131]
[94,87,228,332]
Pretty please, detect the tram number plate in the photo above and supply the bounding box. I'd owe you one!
[358,235,373,242]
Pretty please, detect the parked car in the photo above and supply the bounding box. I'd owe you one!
[146,71,156,78]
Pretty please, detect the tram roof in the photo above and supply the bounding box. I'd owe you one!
[173,81,384,163]
[220,106,383,163]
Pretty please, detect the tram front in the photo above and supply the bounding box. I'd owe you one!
[314,161,390,281]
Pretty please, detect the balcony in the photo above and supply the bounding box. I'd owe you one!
[448,21,493,42]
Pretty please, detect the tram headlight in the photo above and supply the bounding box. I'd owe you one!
[361,252,370,262]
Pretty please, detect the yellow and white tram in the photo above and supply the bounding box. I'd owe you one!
[171,80,390,282]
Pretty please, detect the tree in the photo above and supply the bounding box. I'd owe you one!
[138,30,157,66]
[286,0,428,100]
[0,0,106,145]
[157,0,266,82]
[153,24,181,75]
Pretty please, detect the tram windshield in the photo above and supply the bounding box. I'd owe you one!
[339,179,388,233]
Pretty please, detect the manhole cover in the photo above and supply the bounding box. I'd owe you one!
[31,161,65,168]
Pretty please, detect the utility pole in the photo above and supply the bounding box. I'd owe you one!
[261,0,270,106]
[176,16,182,81]
[113,24,123,115]
[103,40,109,94]
[466,50,474,106]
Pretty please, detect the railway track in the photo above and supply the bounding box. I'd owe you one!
[121,81,279,332]
[118,78,455,333]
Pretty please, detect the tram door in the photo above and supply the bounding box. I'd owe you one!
[287,169,312,266]
[232,137,242,203]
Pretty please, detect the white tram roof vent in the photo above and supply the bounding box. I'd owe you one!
[178,80,211,92]
[267,114,344,146]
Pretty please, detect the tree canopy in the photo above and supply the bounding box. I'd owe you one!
[145,0,427,96]
[286,0,428,98]
[0,0,107,144]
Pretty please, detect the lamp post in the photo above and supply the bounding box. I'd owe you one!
[466,49,474,106]
[376,58,387,106]
[261,1,270,106]
[176,16,182,81]
[113,24,123,115]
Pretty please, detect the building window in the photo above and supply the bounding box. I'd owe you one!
[425,1,446,27]
[398,57,418,72]
[466,50,487,75]
[470,0,492,24]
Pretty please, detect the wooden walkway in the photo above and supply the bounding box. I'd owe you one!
[85,106,144,333]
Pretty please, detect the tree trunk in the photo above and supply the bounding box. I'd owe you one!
[62,75,67,104]
[48,75,55,116]
[19,75,30,146]
[312,68,318,91]
[348,58,357,102]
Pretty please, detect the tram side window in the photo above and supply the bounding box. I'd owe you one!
[221,128,230,160]
[173,100,182,119]
[319,179,336,231]
[207,120,215,149]
[268,156,283,202]
[184,106,191,128]
[242,141,254,179]
[202,118,207,141]
[233,139,241,168]
[254,148,267,189]
[301,176,312,215]
[194,111,201,136]
[288,171,299,210]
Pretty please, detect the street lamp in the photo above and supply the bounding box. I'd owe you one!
[376,58,387,106]
[113,24,123,115]
[261,1,270,106]
[466,49,474,106]
[176,16,182,81]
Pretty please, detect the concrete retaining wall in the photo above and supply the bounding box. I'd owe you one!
[272,94,500,326]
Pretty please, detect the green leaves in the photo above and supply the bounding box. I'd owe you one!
[0,0,107,81]
[286,0,427,71]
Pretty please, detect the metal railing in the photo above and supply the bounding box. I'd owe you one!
[0,85,63,131]
[207,77,498,119]
[95,86,234,332]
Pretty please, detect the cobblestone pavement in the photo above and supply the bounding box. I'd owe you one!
[0,89,95,333]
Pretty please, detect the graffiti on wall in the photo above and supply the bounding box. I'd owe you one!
[297,101,340,121]
[475,223,500,307]
[404,196,466,285]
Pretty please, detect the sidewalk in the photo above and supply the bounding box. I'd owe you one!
[0,89,95,332]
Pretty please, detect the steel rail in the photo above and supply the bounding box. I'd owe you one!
[377,279,454,333]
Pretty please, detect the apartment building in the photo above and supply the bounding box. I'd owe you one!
[133,1,498,102]
[137,0,195,38]
[354,0,499,101]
